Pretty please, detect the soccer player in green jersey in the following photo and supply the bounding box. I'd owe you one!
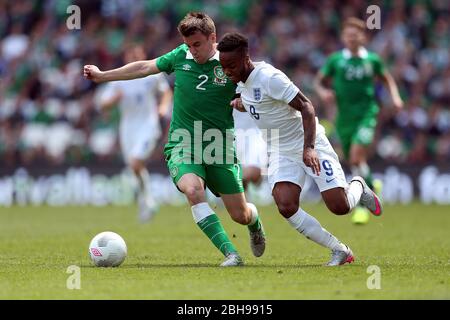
[314,17,403,224]
[84,12,265,266]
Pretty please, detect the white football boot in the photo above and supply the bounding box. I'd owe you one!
[220,253,244,267]
[351,176,383,216]
[138,193,158,223]
[326,245,355,266]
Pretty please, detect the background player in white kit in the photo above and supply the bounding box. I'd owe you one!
[218,32,382,266]
[211,110,266,208]
[98,45,173,222]
[233,108,268,193]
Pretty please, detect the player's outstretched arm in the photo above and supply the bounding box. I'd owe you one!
[313,72,335,106]
[288,92,321,176]
[84,59,160,83]
[379,71,404,112]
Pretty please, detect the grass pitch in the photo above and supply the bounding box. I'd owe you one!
[0,202,449,299]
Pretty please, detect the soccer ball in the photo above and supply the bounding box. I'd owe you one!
[89,231,127,267]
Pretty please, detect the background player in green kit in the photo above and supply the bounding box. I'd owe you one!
[84,12,265,266]
[314,17,403,224]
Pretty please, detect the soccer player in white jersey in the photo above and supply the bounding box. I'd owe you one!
[98,45,173,222]
[233,108,268,192]
[218,32,383,266]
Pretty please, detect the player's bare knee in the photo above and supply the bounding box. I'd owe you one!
[231,213,251,225]
[183,184,205,203]
[249,174,262,185]
[243,168,261,185]
[276,201,299,217]
[349,158,360,167]
[326,201,350,215]
[229,205,252,225]
[130,160,143,174]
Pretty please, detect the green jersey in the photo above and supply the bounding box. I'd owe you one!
[156,44,243,195]
[320,47,385,121]
[157,44,236,142]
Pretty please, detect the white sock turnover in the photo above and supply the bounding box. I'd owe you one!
[191,202,214,223]
[286,208,346,251]
[246,202,259,226]
[346,179,363,210]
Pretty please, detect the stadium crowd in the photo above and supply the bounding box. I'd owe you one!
[0,0,449,169]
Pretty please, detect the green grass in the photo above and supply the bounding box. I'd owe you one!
[0,203,449,299]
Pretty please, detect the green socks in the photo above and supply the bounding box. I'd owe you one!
[197,214,238,257]
[192,203,237,257]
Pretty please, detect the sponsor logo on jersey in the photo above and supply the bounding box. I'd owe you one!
[182,64,191,71]
[253,88,261,101]
[213,66,227,86]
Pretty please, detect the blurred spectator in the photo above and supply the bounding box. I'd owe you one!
[0,0,449,168]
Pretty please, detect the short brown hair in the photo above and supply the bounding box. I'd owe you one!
[342,17,366,32]
[177,12,216,37]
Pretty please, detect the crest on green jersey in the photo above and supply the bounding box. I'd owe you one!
[214,66,226,79]
[170,165,179,178]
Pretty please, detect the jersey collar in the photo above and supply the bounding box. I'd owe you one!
[209,50,219,61]
[185,49,219,61]
[342,47,368,59]
[237,61,265,87]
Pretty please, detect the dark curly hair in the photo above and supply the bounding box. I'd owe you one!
[217,32,248,54]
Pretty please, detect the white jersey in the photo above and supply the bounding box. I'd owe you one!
[233,109,268,169]
[233,108,258,131]
[100,74,169,136]
[98,74,170,162]
[237,61,325,156]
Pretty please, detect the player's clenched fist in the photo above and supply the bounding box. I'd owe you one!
[83,65,103,83]
[230,98,245,112]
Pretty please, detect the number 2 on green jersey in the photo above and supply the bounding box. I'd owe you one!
[196,74,208,91]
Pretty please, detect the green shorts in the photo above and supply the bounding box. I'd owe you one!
[336,112,377,159]
[164,145,244,196]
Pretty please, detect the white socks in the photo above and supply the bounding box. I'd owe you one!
[287,208,346,251]
[191,202,214,223]
[135,167,156,206]
[247,202,259,226]
[136,167,151,194]
[346,179,363,210]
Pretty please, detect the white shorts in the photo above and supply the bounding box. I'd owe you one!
[120,128,160,164]
[235,128,268,170]
[268,133,347,192]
